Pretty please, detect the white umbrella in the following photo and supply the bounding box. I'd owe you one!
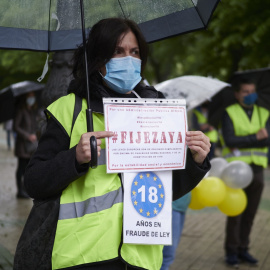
[154,75,230,110]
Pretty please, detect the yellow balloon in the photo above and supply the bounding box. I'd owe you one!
[218,187,247,217]
[189,187,205,210]
[196,177,227,207]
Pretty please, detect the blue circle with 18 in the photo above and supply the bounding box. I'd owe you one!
[131,171,165,218]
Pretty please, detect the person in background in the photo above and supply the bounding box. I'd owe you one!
[13,91,39,199]
[161,192,191,270]
[192,101,218,160]
[221,78,270,267]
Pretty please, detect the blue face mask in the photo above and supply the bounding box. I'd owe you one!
[243,92,258,106]
[101,56,142,94]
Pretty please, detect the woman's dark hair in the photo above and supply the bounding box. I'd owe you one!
[70,17,148,96]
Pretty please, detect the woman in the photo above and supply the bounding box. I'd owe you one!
[19,18,210,270]
[13,91,39,198]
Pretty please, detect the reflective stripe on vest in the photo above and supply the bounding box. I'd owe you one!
[47,94,163,270]
[223,151,268,159]
[222,104,269,168]
[59,186,122,220]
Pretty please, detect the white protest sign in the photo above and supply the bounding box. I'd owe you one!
[103,98,187,173]
[123,170,172,245]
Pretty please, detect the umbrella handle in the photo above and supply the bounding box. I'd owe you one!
[86,109,98,168]
[81,0,97,168]
[90,136,98,169]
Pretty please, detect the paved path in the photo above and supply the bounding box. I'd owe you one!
[170,164,270,270]
[0,125,269,270]
[0,126,32,270]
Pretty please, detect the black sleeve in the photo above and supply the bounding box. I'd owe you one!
[24,117,88,200]
[222,111,270,148]
[172,150,211,200]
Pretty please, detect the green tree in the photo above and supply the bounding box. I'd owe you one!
[145,0,270,84]
[0,50,49,89]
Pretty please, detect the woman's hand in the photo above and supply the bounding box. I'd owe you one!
[28,134,37,142]
[186,131,211,165]
[76,131,114,164]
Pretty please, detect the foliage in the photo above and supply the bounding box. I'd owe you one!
[145,0,270,84]
[0,50,49,90]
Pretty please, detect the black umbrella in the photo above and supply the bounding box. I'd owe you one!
[0,81,45,123]
[0,0,221,166]
[0,0,220,51]
[208,67,270,129]
[0,0,221,119]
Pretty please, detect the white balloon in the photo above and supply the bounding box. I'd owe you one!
[208,157,228,178]
[220,161,253,189]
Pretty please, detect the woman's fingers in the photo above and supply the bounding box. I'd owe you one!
[186,131,210,147]
[76,131,114,165]
[187,137,210,152]
[94,131,115,139]
[186,131,210,165]
[186,131,210,143]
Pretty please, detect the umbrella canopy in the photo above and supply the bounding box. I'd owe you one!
[208,67,270,128]
[154,75,230,111]
[0,0,220,52]
[0,81,45,123]
[0,0,220,167]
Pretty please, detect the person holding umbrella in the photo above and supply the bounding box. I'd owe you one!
[16,18,211,270]
[221,78,270,267]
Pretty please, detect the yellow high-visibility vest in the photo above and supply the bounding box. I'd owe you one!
[47,93,163,270]
[222,103,269,168]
